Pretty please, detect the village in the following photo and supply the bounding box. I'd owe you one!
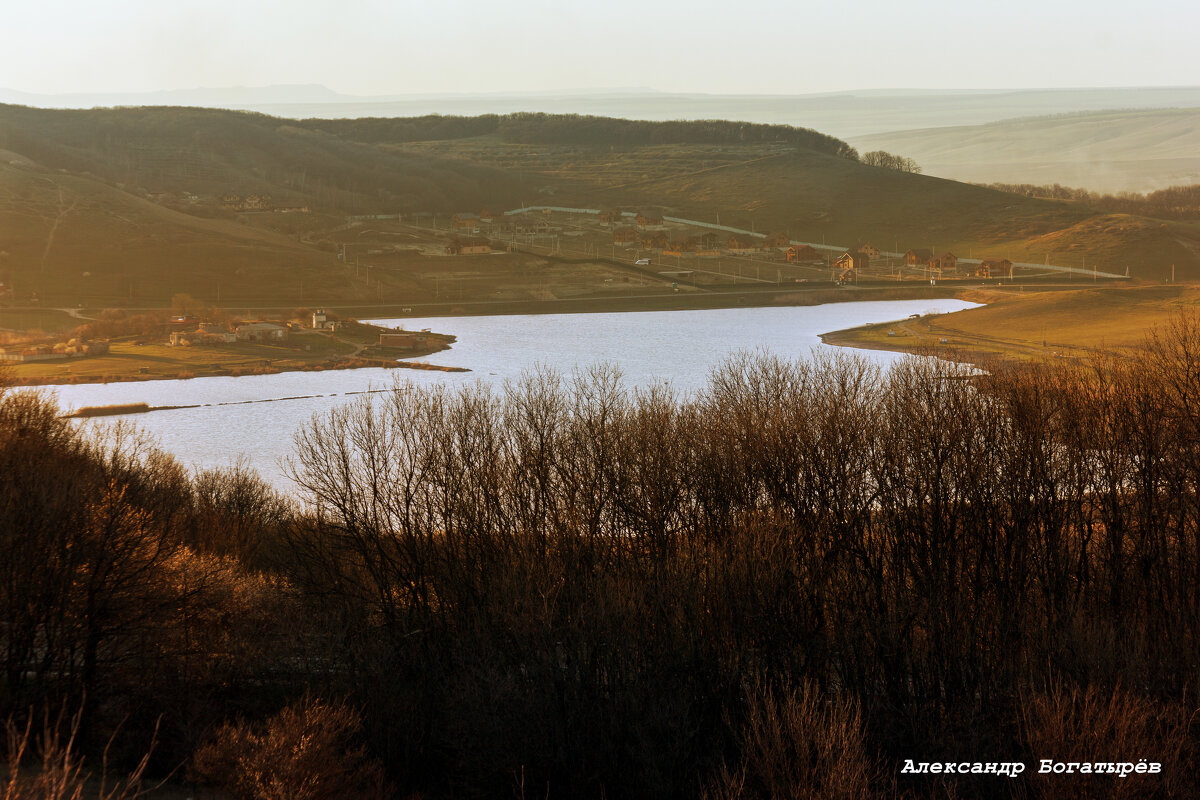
[348,205,1031,296]
[0,304,455,383]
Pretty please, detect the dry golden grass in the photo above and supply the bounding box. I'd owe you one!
[825,282,1200,364]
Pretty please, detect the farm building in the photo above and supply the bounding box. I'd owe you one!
[379,331,429,350]
[636,211,664,227]
[853,242,882,259]
[640,231,670,249]
[931,252,958,272]
[763,232,791,248]
[613,227,639,243]
[235,322,288,343]
[447,238,492,255]
[451,213,480,229]
[904,248,933,266]
[976,258,1013,278]
[786,244,822,262]
[726,234,758,253]
[0,346,66,363]
[835,251,871,271]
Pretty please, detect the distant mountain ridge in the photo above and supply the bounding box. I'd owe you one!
[5,85,1200,138]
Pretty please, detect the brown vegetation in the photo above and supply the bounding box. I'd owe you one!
[981,182,1200,221]
[7,314,1200,796]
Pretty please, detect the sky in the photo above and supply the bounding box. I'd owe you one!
[4,0,1198,96]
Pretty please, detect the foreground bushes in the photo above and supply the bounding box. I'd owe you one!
[5,314,1200,797]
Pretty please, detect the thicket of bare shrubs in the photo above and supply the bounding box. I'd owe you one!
[6,313,1200,797]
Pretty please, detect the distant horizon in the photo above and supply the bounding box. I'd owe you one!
[6,84,1200,141]
[5,82,1200,103]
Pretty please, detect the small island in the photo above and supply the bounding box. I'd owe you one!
[0,298,462,385]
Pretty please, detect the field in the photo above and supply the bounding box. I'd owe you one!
[824,281,1200,364]
[1,324,455,384]
[0,307,80,333]
[850,107,1200,194]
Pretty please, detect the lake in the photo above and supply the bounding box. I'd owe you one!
[50,300,978,491]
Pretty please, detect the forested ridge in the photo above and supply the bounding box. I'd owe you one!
[0,105,855,215]
[5,315,1200,798]
[0,104,534,214]
[303,111,859,154]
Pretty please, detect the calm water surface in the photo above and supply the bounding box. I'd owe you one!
[51,301,978,490]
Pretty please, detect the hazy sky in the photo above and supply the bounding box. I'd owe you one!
[5,0,1198,95]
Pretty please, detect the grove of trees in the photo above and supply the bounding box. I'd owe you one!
[5,314,1200,797]
[984,181,1200,220]
[860,150,922,173]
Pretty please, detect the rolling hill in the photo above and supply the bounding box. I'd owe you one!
[394,136,1200,280]
[2,104,1199,308]
[0,160,354,305]
[849,108,1200,194]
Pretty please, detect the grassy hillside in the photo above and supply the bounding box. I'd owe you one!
[2,104,1199,308]
[0,161,350,305]
[397,137,1200,279]
[0,104,537,214]
[849,108,1200,194]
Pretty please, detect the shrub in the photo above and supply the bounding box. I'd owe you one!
[191,698,390,800]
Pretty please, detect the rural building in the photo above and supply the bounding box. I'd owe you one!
[599,210,624,224]
[242,194,271,211]
[931,252,958,272]
[636,211,664,228]
[0,346,66,363]
[451,213,480,229]
[447,237,492,255]
[640,231,670,249]
[786,244,822,262]
[726,234,758,253]
[763,232,791,248]
[379,331,429,350]
[235,322,289,343]
[853,242,882,259]
[835,251,870,271]
[904,248,933,266]
[613,227,639,243]
[169,330,234,346]
[698,232,723,249]
[220,194,271,211]
[976,258,1013,278]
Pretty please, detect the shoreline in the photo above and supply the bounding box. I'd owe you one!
[18,354,467,390]
[15,282,1109,387]
[818,281,1175,366]
[7,286,974,387]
